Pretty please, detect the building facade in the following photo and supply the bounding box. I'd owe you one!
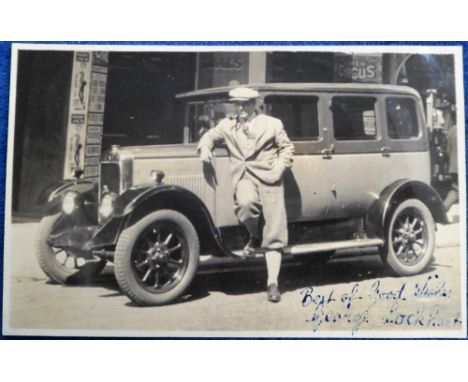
[12,50,455,217]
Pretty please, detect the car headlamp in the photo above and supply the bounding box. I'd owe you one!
[62,191,78,215]
[99,193,116,218]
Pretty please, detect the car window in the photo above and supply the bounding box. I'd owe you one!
[264,96,319,141]
[386,97,419,139]
[332,96,377,141]
[187,100,235,142]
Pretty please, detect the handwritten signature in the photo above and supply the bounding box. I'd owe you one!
[300,273,461,334]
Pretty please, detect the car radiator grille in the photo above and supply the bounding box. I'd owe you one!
[100,162,120,196]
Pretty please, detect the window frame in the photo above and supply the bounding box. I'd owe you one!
[385,96,421,140]
[324,93,384,154]
[185,98,233,143]
[331,95,379,142]
[383,94,428,153]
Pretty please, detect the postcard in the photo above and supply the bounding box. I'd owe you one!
[2,43,466,338]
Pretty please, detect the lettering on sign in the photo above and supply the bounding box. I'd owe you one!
[76,52,90,63]
[71,114,85,124]
[202,56,243,71]
[334,53,383,83]
[85,145,101,157]
[84,165,99,177]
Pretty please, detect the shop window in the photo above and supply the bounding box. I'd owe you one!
[264,96,319,141]
[332,96,377,140]
[386,98,419,139]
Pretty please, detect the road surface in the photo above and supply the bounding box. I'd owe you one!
[3,216,465,337]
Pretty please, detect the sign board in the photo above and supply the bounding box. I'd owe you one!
[334,53,383,83]
[197,52,249,89]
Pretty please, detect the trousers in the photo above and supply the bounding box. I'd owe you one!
[234,171,288,250]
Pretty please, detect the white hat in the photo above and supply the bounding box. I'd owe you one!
[229,87,259,102]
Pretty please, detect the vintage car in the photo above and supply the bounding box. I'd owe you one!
[36,83,449,306]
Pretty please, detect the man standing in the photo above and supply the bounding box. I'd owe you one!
[198,87,294,302]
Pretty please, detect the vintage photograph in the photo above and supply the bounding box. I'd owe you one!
[2,44,466,337]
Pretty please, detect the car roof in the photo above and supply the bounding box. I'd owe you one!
[175,83,421,99]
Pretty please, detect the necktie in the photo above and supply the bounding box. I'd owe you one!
[242,122,250,136]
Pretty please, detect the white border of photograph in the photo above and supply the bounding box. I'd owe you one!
[3,43,466,338]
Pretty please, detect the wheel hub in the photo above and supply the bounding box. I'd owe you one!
[130,224,190,294]
[392,210,429,266]
[147,244,169,269]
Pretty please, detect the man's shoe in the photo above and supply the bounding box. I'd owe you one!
[242,237,261,258]
[267,283,281,303]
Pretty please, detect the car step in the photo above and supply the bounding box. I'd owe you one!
[199,237,384,271]
[285,238,384,255]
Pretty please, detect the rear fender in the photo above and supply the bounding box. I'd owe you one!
[366,179,448,238]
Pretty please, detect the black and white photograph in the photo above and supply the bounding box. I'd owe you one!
[2,43,466,337]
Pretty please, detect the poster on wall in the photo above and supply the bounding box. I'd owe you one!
[63,51,109,180]
[64,113,87,177]
[63,51,92,177]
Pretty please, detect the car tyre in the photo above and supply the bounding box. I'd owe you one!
[36,213,106,284]
[381,199,435,276]
[114,210,200,306]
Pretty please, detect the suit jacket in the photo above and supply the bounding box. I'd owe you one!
[198,113,294,189]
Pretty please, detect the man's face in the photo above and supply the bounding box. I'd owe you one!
[233,100,256,120]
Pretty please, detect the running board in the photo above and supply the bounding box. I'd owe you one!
[285,238,384,255]
[198,238,384,274]
[222,237,384,259]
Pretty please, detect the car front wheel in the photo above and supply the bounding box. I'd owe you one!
[114,210,200,306]
[36,213,106,284]
[381,199,435,276]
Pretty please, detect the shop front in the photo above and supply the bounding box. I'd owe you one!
[12,49,455,217]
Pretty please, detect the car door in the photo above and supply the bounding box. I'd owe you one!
[212,93,333,227]
[322,92,389,219]
[263,93,332,223]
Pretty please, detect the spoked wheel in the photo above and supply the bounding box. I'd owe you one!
[36,214,106,284]
[114,210,199,306]
[381,199,435,276]
[132,225,189,293]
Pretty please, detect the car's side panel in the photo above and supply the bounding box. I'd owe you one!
[131,156,216,221]
[319,90,431,219]
[212,150,335,226]
[324,152,431,219]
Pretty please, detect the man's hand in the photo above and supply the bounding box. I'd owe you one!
[200,147,213,163]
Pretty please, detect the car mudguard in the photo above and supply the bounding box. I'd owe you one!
[40,179,98,216]
[44,182,232,257]
[366,179,449,239]
[109,184,233,257]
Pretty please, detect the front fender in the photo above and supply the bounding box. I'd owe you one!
[366,179,449,238]
[108,184,231,256]
[42,179,98,219]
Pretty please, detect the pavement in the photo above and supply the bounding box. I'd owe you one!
[437,204,461,247]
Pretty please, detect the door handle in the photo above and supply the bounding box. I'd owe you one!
[380,146,391,157]
[321,144,334,159]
